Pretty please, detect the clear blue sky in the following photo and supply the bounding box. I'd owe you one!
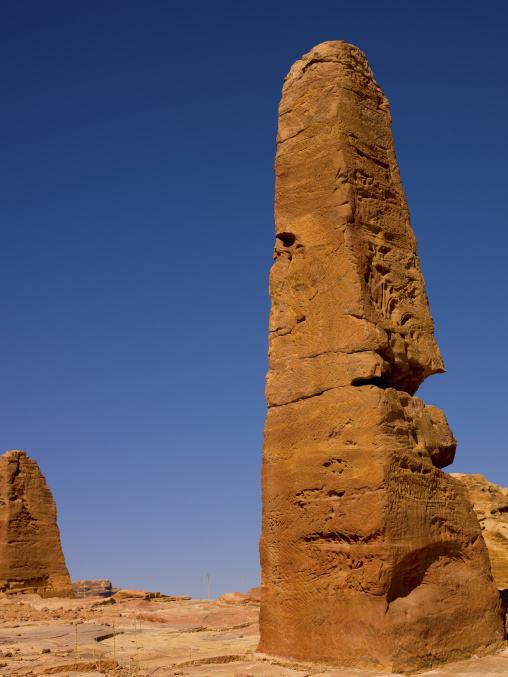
[1,0,507,598]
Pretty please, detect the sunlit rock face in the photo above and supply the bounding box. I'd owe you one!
[0,450,75,598]
[452,473,508,590]
[259,41,505,673]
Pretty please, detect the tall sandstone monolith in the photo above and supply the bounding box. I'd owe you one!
[259,41,505,673]
[0,450,74,597]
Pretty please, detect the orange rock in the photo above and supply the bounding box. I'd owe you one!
[217,589,261,606]
[246,587,261,603]
[0,450,74,598]
[259,41,505,673]
[218,591,250,606]
[451,474,508,589]
[268,41,444,399]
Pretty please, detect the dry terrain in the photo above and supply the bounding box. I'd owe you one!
[0,592,506,677]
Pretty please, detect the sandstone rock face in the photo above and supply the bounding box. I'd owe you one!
[259,41,505,673]
[0,450,74,597]
[72,579,116,598]
[451,474,508,589]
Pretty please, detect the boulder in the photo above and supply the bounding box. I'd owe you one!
[0,450,74,598]
[259,41,505,673]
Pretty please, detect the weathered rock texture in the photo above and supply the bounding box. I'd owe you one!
[72,579,117,598]
[451,474,508,589]
[259,41,505,673]
[0,450,74,597]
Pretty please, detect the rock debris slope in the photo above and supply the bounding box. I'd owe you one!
[259,41,505,673]
[0,450,74,597]
[452,473,508,589]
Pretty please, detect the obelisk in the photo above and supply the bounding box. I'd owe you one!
[259,41,505,673]
[0,450,75,597]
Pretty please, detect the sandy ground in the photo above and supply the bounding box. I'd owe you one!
[0,594,506,677]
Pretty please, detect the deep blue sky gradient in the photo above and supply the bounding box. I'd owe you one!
[1,0,507,598]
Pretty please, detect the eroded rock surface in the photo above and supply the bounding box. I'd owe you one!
[0,450,74,598]
[72,579,117,598]
[259,41,505,673]
[451,474,508,589]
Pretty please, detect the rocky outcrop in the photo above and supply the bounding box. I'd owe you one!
[0,450,74,598]
[451,474,508,589]
[217,588,262,606]
[259,41,505,673]
[111,589,190,601]
[72,579,118,598]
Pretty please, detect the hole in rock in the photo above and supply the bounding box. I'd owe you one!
[323,458,344,468]
[375,263,390,275]
[327,489,345,498]
[276,232,296,247]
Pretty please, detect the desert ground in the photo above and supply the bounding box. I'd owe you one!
[0,592,506,677]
